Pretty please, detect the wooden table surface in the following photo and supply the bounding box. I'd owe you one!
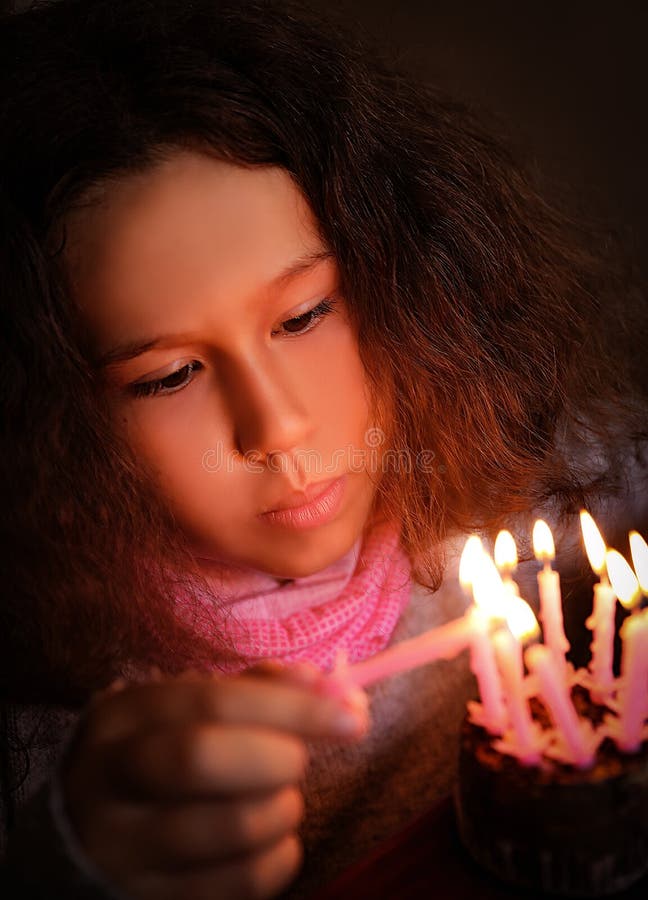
[313,795,648,900]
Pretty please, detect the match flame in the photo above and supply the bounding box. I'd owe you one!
[606,549,640,610]
[504,594,540,642]
[471,551,508,619]
[629,531,648,595]
[459,534,484,590]
[494,530,518,572]
[580,510,607,576]
[533,519,555,562]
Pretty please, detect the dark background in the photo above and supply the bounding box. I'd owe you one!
[306,0,648,278]
[5,1,648,275]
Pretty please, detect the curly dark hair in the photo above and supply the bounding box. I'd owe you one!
[1,0,646,705]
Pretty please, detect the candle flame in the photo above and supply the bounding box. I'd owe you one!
[494,530,518,572]
[503,594,540,642]
[459,535,484,590]
[472,551,508,619]
[579,510,607,575]
[533,519,555,562]
[606,549,640,610]
[629,531,648,595]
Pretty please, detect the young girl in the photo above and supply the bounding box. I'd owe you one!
[1,1,647,898]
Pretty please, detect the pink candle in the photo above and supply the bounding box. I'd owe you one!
[347,536,507,738]
[533,520,570,677]
[615,608,648,752]
[492,626,541,763]
[469,608,507,735]
[586,581,617,700]
[464,548,518,735]
[346,613,475,688]
[525,644,596,768]
[580,508,616,700]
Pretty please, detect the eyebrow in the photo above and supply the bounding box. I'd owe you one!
[95,249,334,368]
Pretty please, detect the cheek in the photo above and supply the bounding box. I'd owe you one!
[324,336,375,440]
[115,401,246,541]
[112,396,216,498]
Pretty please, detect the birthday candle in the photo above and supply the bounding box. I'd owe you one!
[467,551,509,735]
[615,608,648,752]
[345,613,476,688]
[533,519,570,677]
[580,510,616,700]
[469,608,507,735]
[346,535,508,738]
[525,643,596,768]
[492,597,542,764]
[606,552,648,752]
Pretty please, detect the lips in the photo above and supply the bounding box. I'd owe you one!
[261,476,340,514]
[258,475,346,530]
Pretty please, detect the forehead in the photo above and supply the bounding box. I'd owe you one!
[64,152,326,342]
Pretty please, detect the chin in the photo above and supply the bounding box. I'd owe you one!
[256,524,362,580]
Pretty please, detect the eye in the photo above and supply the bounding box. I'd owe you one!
[127,298,338,400]
[274,297,338,337]
[130,360,204,398]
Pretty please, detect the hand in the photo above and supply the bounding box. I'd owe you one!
[61,666,369,900]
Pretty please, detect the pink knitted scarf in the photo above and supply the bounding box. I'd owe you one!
[195,519,412,673]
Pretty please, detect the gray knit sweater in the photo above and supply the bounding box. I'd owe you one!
[2,462,647,898]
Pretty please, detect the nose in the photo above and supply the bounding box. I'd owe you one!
[222,351,316,471]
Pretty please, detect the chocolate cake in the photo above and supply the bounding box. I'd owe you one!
[454,686,648,897]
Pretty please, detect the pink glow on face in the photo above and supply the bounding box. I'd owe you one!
[68,152,382,578]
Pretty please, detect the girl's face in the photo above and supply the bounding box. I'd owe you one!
[67,151,381,578]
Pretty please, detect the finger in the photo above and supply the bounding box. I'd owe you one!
[241,660,287,678]
[106,723,308,800]
[241,660,324,689]
[125,834,302,900]
[79,786,304,877]
[87,675,369,746]
[155,785,305,869]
